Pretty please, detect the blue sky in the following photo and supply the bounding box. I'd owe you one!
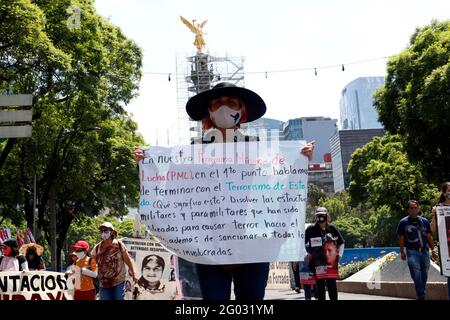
[94,0,450,146]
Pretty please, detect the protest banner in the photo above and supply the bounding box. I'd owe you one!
[267,262,290,289]
[299,260,316,285]
[311,236,340,280]
[0,271,73,300]
[122,237,177,300]
[436,206,450,277]
[139,141,308,265]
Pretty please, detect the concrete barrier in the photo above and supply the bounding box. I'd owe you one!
[337,281,448,300]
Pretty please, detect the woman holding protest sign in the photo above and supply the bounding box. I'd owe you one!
[134,82,315,300]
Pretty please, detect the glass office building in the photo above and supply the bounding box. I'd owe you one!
[282,117,337,163]
[330,129,385,192]
[340,77,385,130]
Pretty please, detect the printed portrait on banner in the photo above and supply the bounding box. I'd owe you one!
[122,238,177,300]
[308,233,340,280]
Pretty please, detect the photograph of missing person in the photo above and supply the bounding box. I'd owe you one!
[122,238,177,300]
[323,239,339,267]
[133,254,169,300]
[314,234,340,280]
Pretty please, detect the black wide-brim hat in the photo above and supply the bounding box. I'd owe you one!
[186,82,266,122]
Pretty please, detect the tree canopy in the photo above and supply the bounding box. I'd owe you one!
[0,0,144,270]
[348,135,438,214]
[374,20,450,184]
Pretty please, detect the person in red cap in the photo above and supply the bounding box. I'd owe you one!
[68,240,98,300]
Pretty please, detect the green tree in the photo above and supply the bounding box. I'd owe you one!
[374,20,450,184]
[332,216,370,248]
[306,183,327,222]
[367,206,401,247]
[0,0,144,270]
[318,198,346,221]
[348,135,438,214]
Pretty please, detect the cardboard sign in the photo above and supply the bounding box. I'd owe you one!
[122,238,177,300]
[0,271,73,300]
[436,206,450,277]
[139,141,308,264]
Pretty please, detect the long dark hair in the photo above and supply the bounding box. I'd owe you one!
[438,182,450,204]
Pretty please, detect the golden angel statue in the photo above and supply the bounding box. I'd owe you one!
[180,16,208,53]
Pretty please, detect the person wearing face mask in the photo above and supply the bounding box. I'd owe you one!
[91,222,138,300]
[68,240,98,300]
[19,243,46,271]
[304,207,344,300]
[134,82,315,300]
[0,238,29,272]
[430,182,450,300]
[397,200,436,300]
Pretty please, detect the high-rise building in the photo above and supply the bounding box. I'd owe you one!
[282,117,337,163]
[330,129,385,192]
[308,158,334,194]
[241,117,283,141]
[340,77,385,130]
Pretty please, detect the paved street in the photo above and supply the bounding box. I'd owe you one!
[263,288,410,300]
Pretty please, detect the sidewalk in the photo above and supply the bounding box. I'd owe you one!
[264,288,410,300]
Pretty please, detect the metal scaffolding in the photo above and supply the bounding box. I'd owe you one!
[176,52,245,145]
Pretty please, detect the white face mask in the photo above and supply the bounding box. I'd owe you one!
[209,105,242,129]
[75,251,86,259]
[101,231,112,240]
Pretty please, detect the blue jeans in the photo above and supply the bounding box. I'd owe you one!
[196,263,270,300]
[99,282,125,300]
[406,249,430,300]
[303,284,312,300]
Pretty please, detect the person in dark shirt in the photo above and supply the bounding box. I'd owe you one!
[20,243,46,271]
[305,207,344,300]
[397,200,436,300]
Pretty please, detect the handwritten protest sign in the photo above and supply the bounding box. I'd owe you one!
[0,271,72,300]
[436,206,450,277]
[139,141,308,264]
[122,237,178,300]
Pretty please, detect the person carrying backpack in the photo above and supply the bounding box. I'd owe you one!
[69,240,98,300]
[0,238,28,271]
[397,200,437,300]
[91,222,137,300]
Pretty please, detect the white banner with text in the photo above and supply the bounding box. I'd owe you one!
[0,271,72,300]
[139,141,308,264]
[436,206,450,277]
